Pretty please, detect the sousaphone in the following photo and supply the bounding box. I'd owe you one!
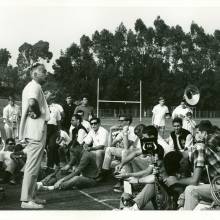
[183,85,200,106]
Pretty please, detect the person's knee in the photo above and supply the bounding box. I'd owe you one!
[96,150,105,157]
[105,147,111,155]
[185,185,199,198]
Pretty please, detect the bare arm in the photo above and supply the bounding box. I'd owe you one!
[176,167,202,186]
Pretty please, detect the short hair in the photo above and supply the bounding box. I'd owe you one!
[8,96,15,101]
[196,120,213,134]
[72,114,82,123]
[119,115,132,124]
[143,125,158,138]
[134,124,147,134]
[172,117,183,125]
[6,138,15,145]
[30,62,44,72]
[66,94,72,99]
[76,110,84,116]
[164,151,183,176]
[90,117,100,124]
[81,94,89,100]
[158,97,165,101]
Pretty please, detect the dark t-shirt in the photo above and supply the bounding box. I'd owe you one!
[74,105,94,121]
[62,103,76,130]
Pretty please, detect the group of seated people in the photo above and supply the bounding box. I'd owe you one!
[0,107,220,211]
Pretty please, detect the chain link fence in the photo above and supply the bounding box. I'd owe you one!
[97,108,220,118]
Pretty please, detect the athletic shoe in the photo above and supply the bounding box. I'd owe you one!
[46,185,55,191]
[122,203,139,211]
[33,197,46,204]
[21,201,44,209]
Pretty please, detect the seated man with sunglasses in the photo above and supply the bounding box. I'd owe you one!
[83,117,109,172]
[0,138,18,184]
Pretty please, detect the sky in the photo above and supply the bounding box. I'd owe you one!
[1,0,220,72]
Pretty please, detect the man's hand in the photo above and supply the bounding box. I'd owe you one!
[114,164,123,173]
[164,176,178,187]
[83,145,91,151]
[127,177,138,184]
[54,179,64,189]
[115,171,128,179]
[61,164,71,171]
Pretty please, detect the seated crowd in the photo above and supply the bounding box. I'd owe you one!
[0,94,220,211]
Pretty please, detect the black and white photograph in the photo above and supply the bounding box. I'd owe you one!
[0,0,220,216]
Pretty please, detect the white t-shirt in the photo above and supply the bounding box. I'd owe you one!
[152,104,169,127]
[3,104,21,125]
[47,104,61,125]
[84,126,109,148]
[53,103,64,115]
[172,105,192,119]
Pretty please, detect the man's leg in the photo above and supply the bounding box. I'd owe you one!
[60,175,96,190]
[183,184,213,210]
[133,183,155,209]
[130,157,150,173]
[93,150,105,170]
[102,147,122,170]
[20,128,47,203]
[4,124,12,139]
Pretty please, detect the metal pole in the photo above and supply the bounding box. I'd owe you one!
[140,80,142,122]
[97,78,99,117]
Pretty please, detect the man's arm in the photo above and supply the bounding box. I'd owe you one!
[89,145,105,151]
[119,148,142,168]
[185,134,193,150]
[116,165,153,179]
[176,167,203,186]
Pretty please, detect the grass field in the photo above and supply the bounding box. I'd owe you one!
[0,117,220,210]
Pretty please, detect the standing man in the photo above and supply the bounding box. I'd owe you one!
[74,95,94,121]
[3,96,21,139]
[172,100,192,119]
[62,95,76,132]
[19,63,50,209]
[152,97,169,137]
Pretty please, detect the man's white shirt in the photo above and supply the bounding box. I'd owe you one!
[152,104,169,127]
[172,105,192,119]
[47,103,61,125]
[84,126,109,147]
[3,104,21,125]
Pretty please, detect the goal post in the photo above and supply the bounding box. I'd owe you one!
[96,78,142,121]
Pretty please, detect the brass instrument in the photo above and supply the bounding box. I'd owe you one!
[184,85,200,106]
[206,165,220,207]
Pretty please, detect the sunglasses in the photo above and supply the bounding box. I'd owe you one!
[90,122,98,125]
[8,143,15,145]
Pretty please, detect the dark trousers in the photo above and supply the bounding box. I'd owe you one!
[46,124,59,168]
